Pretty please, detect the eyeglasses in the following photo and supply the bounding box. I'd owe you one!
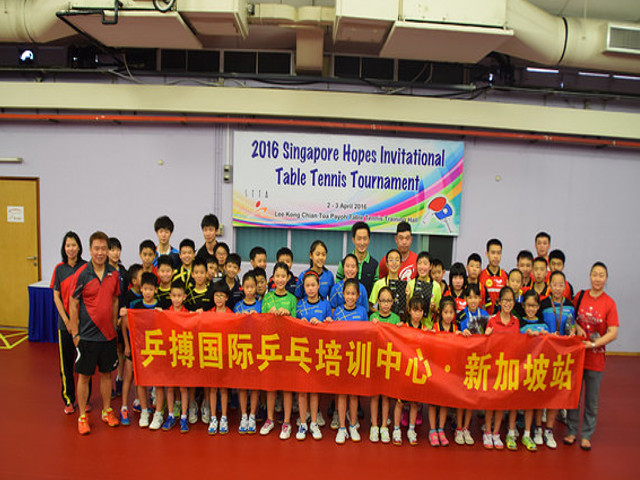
[379,299,394,304]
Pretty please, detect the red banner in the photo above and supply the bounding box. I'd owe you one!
[128,311,585,410]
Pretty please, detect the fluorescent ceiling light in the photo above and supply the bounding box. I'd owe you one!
[526,67,559,74]
[0,157,23,163]
[578,71,609,78]
[613,74,640,81]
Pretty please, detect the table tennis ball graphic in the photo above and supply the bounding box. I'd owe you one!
[421,196,454,232]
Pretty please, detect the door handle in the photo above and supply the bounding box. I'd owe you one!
[26,256,38,260]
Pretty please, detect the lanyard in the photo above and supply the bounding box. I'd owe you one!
[550,298,563,334]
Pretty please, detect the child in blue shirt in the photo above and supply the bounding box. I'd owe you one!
[327,279,367,444]
[456,283,490,446]
[234,272,262,434]
[329,253,369,311]
[295,271,332,441]
[295,240,334,300]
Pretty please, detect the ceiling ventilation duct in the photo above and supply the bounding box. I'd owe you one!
[380,0,514,63]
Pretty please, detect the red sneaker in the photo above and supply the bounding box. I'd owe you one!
[64,404,75,415]
[78,414,91,435]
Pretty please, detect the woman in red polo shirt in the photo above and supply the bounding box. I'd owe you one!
[565,262,619,451]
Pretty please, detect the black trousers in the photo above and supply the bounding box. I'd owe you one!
[58,327,91,406]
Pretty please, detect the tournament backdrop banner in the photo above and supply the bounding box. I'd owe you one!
[129,311,584,410]
[232,131,464,235]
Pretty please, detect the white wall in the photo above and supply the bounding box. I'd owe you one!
[0,122,233,272]
[1,122,638,352]
[456,138,640,353]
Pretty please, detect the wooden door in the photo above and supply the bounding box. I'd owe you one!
[0,178,40,327]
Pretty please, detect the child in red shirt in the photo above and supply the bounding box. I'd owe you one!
[479,239,508,314]
[483,286,519,450]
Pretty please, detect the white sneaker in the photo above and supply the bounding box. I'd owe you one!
[330,410,339,430]
[139,409,150,428]
[207,416,218,435]
[463,428,475,445]
[260,419,275,435]
[316,411,326,427]
[279,422,292,440]
[239,414,249,434]
[349,424,361,442]
[369,425,380,443]
[407,428,418,446]
[248,415,257,434]
[380,426,390,444]
[492,434,504,450]
[219,416,228,434]
[188,400,198,424]
[296,422,308,440]
[310,422,323,440]
[454,429,465,445]
[149,411,163,430]
[533,427,544,445]
[335,427,348,444]
[392,428,402,446]
[201,401,211,424]
[346,410,360,429]
[544,429,557,449]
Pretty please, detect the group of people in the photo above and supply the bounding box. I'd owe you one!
[51,215,618,451]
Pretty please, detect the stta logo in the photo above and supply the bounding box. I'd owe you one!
[254,201,268,214]
[486,279,493,288]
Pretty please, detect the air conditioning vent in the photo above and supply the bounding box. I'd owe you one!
[606,24,640,55]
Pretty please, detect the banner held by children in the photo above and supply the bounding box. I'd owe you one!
[232,131,464,235]
[129,310,584,410]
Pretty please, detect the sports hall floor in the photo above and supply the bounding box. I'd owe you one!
[1,332,638,480]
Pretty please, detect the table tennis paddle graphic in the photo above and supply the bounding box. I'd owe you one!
[421,196,454,232]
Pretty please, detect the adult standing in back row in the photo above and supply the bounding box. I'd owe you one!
[377,221,417,281]
[335,221,379,296]
[69,231,121,435]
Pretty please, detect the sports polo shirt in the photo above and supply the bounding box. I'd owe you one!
[185,284,214,312]
[296,298,332,323]
[261,291,297,316]
[378,250,418,281]
[295,268,335,301]
[234,299,263,314]
[333,305,369,322]
[51,259,87,329]
[71,262,120,342]
[172,265,195,293]
[329,279,368,311]
[479,267,508,314]
[156,286,172,309]
[154,246,180,269]
[539,296,575,335]
[486,313,519,334]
